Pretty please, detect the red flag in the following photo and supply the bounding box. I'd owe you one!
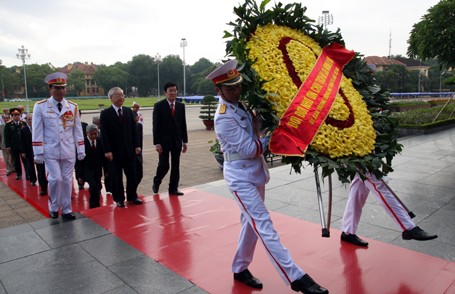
[269,43,355,156]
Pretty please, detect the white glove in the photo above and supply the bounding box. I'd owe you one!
[260,135,271,152]
[77,153,86,161]
[34,154,44,164]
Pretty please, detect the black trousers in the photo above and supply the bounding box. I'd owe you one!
[86,172,102,208]
[136,155,143,187]
[103,163,112,193]
[11,149,22,177]
[153,144,181,192]
[24,155,37,183]
[36,163,47,192]
[109,155,137,203]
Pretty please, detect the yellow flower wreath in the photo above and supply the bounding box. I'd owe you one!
[246,24,376,158]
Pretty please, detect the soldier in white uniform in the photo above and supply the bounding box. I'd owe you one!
[341,172,437,246]
[206,60,328,294]
[32,72,85,220]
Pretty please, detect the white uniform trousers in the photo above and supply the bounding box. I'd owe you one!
[45,158,76,214]
[342,172,415,234]
[231,183,305,285]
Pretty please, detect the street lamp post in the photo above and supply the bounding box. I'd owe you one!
[180,38,187,99]
[0,59,4,101]
[318,10,333,30]
[17,45,31,113]
[155,53,161,99]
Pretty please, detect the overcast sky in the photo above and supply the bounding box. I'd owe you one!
[0,0,439,68]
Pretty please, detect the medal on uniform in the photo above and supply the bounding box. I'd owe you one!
[61,110,74,129]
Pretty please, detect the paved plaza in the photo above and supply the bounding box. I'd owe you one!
[0,106,454,293]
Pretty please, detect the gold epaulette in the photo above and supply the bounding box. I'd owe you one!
[218,104,227,114]
[36,99,47,104]
[68,100,78,106]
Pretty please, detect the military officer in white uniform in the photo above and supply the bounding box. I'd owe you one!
[32,72,85,220]
[206,60,328,294]
[341,172,437,246]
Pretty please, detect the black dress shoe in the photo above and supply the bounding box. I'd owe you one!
[62,212,76,220]
[233,269,263,289]
[402,226,438,241]
[116,201,125,207]
[152,184,159,194]
[40,190,47,196]
[291,274,328,294]
[49,211,59,219]
[129,198,143,205]
[31,182,36,186]
[169,190,184,196]
[16,176,21,180]
[6,171,11,176]
[341,232,369,247]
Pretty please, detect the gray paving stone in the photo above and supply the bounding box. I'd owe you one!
[0,223,34,238]
[103,284,138,294]
[36,217,110,248]
[109,255,195,294]
[0,230,50,263]
[0,244,124,294]
[79,234,143,267]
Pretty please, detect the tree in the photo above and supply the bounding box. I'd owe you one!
[93,65,128,95]
[159,55,184,94]
[188,58,217,95]
[68,69,86,96]
[375,65,408,92]
[22,63,54,98]
[407,0,455,68]
[128,55,155,97]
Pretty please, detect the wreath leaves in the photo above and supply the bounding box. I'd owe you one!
[224,0,402,183]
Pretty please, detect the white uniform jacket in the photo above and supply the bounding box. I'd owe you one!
[32,97,85,159]
[214,98,269,188]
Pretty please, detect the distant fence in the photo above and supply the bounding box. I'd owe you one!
[390,92,454,99]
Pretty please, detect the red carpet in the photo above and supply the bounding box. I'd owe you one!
[1,157,454,293]
[0,157,114,215]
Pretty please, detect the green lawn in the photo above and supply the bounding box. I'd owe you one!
[0,97,160,111]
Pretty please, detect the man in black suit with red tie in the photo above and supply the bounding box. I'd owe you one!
[100,87,143,207]
[152,82,188,196]
[81,124,107,208]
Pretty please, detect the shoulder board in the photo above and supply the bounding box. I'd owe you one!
[218,104,227,114]
[68,100,78,106]
[37,99,47,104]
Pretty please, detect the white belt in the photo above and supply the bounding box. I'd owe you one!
[223,152,244,162]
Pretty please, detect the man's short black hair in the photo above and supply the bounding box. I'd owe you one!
[163,82,178,92]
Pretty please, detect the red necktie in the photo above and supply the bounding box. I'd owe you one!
[170,103,175,117]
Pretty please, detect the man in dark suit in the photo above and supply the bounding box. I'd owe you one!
[152,82,188,196]
[81,124,107,208]
[20,113,48,195]
[75,109,88,189]
[100,86,143,207]
[4,108,26,180]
